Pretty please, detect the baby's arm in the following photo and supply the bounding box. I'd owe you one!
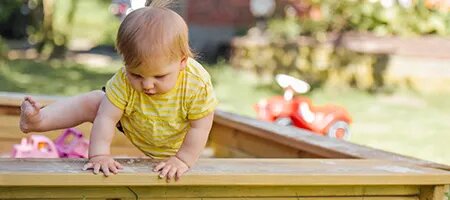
[177,111,214,166]
[154,111,214,181]
[82,96,124,176]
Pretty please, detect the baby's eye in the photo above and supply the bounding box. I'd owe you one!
[132,73,142,78]
[155,75,166,79]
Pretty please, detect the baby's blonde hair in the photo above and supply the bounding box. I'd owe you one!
[116,0,192,68]
[145,0,173,7]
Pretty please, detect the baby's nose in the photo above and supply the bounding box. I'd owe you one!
[142,79,155,89]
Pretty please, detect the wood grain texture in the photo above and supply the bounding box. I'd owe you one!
[419,185,447,200]
[1,158,449,186]
[129,185,420,198]
[0,187,137,199]
[0,185,420,198]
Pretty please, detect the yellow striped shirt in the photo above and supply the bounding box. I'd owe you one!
[105,58,218,158]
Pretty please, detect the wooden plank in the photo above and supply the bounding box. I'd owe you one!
[419,185,447,200]
[0,186,420,199]
[201,198,417,200]
[0,187,136,199]
[0,105,20,115]
[209,142,254,158]
[213,110,450,171]
[0,159,449,186]
[210,124,299,157]
[130,185,419,198]
[213,111,352,158]
[0,198,419,200]
[210,124,325,158]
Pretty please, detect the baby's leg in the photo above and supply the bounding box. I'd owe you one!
[20,90,104,133]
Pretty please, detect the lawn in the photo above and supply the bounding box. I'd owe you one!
[209,63,450,166]
[0,59,118,95]
[1,58,449,166]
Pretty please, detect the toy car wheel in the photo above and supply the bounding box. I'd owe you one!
[275,117,292,126]
[327,121,351,140]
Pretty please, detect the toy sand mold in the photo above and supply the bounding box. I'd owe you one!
[0,92,449,199]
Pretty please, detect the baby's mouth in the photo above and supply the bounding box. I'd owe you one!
[144,90,156,95]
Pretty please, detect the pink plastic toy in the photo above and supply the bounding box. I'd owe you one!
[11,135,60,158]
[54,128,89,158]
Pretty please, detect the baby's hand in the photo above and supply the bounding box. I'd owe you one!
[153,156,189,182]
[82,155,123,177]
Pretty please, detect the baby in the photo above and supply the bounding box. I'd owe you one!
[19,0,218,181]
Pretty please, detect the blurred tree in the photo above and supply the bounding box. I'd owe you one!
[35,0,79,59]
[0,0,80,58]
[0,1,38,39]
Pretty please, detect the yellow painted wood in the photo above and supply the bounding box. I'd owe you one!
[0,158,448,200]
[0,187,136,199]
[210,124,303,158]
[201,198,418,200]
[419,185,447,200]
[209,142,254,158]
[0,186,422,199]
[1,159,449,186]
[210,124,324,158]
[139,199,201,200]
[131,198,418,200]
[200,198,417,200]
[130,185,419,198]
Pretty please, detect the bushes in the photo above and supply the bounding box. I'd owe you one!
[231,35,383,91]
[286,0,450,37]
[230,0,450,92]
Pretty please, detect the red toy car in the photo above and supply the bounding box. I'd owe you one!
[255,74,352,140]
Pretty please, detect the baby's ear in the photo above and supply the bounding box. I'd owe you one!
[180,57,188,70]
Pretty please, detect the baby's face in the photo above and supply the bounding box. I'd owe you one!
[125,58,186,95]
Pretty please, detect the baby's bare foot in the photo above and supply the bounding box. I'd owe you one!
[20,96,42,133]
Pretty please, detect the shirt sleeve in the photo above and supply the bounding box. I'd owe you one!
[105,68,130,110]
[187,77,219,120]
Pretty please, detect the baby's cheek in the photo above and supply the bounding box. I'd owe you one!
[129,80,141,91]
[161,82,175,93]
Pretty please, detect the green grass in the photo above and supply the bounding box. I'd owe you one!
[0,59,119,95]
[311,88,450,165]
[207,63,450,166]
[1,59,449,166]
